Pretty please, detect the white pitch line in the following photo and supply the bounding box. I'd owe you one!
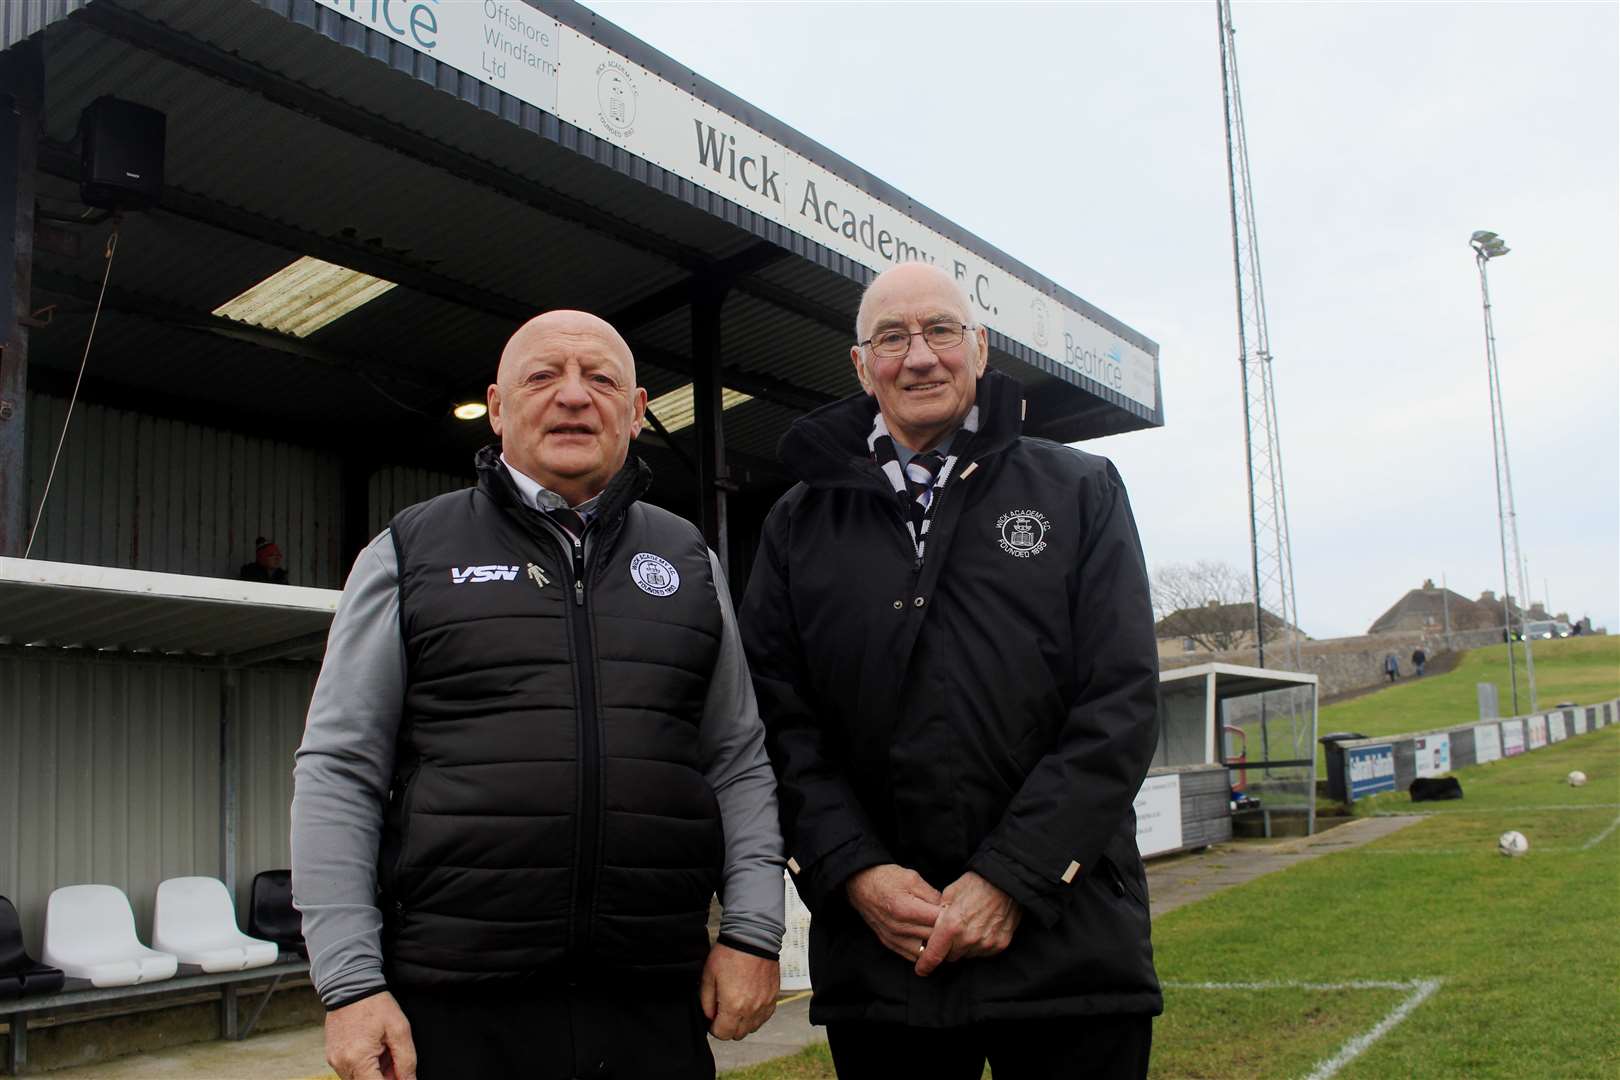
[1164,979,1420,992]
[1160,978,1444,1080]
[1302,978,1443,1080]
[1581,811,1620,850]
[1362,847,1579,856]
[1371,803,1620,817]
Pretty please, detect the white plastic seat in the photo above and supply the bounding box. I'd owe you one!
[41,884,178,988]
[152,877,278,973]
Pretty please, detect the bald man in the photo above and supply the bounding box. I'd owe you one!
[293,312,784,1080]
[741,265,1160,1078]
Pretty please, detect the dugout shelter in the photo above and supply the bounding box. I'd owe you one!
[0,1,1162,1063]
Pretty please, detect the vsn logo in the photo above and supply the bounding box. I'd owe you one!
[450,565,520,584]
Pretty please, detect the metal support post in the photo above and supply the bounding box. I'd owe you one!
[241,973,285,1039]
[219,669,241,909]
[0,41,42,557]
[339,455,374,583]
[690,287,731,575]
[6,1009,26,1073]
[221,983,240,1041]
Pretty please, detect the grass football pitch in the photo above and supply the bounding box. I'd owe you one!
[730,722,1620,1079]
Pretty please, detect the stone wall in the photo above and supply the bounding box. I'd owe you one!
[1161,627,1504,699]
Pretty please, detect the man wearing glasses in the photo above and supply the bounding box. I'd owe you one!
[741,262,1160,1078]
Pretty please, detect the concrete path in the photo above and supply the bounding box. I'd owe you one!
[1145,815,1421,919]
[54,817,1421,1079]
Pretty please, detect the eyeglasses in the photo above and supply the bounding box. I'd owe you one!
[858,321,974,359]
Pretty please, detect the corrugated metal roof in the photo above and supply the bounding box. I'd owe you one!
[18,0,1156,507]
[116,0,1158,422]
[0,556,337,658]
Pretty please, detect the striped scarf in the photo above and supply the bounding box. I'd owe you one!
[867,405,980,564]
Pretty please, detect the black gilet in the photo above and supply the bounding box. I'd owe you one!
[379,447,724,990]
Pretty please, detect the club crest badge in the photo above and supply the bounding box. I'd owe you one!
[996,510,1050,558]
[630,552,680,596]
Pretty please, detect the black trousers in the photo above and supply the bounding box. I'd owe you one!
[394,984,714,1080]
[826,1015,1153,1080]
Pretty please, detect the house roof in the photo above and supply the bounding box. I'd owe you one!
[1154,601,1294,638]
[1366,581,1518,635]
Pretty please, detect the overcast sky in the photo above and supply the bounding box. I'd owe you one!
[584,1,1619,639]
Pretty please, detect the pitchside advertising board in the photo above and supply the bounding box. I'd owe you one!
[1573,711,1587,736]
[1347,744,1396,800]
[1413,733,1451,779]
[1548,712,1568,742]
[1528,714,1549,750]
[309,0,1159,412]
[1474,723,1502,764]
[1502,718,1526,757]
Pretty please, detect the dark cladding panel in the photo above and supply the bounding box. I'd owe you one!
[25,393,347,586]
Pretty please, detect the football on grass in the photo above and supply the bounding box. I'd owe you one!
[1568,770,1588,787]
[1498,830,1530,857]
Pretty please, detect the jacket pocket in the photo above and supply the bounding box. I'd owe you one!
[385,766,425,900]
[1095,852,1149,913]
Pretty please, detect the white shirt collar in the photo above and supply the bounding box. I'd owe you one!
[500,454,602,515]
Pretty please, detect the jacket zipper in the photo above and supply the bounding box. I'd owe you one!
[562,524,601,961]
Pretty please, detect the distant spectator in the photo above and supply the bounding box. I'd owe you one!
[1411,647,1427,677]
[1383,652,1399,682]
[239,537,288,584]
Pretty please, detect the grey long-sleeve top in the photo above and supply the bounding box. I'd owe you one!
[291,530,785,1008]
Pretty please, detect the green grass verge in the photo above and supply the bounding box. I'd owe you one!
[722,1043,838,1080]
[725,725,1620,1079]
[1314,636,1620,773]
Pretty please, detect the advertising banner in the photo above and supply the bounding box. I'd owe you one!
[1572,711,1587,736]
[1502,719,1526,757]
[308,0,1159,410]
[1528,714,1548,750]
[1133,774,1183,857]
[1413,733,1451,778]
[1474,723,1502,764]
[1347,744,1397,800]
[1548,712,1567,742]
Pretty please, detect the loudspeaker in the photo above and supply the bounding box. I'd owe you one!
[78,97,166,211]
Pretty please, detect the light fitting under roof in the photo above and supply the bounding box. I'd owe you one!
[212,256,398,338]
[645,383,752,435]
[452,401,488,421]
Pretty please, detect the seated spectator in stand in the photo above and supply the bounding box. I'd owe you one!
[239,537,289,584]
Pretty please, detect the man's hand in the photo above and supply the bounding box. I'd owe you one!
[915,871,1021,977]
[700,943,780,1040]
[845,864,945,963]
[325,992,416,1080]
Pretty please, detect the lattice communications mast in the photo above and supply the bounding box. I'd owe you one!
[1216,0,1302,670]
[1471,230,1537,713]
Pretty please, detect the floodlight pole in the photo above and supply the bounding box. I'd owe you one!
[1472,236,1537,714]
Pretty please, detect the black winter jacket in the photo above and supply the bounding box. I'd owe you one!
[740,371,1162,1024]
[380,448,726,989]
